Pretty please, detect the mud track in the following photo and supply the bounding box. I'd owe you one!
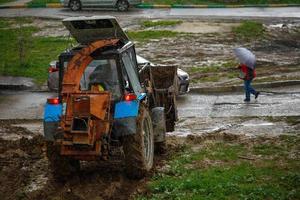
[0,120,182,200]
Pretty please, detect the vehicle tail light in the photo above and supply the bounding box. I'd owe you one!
[47,97,60,105]
[48,67,58,73]
[124,93,137,101]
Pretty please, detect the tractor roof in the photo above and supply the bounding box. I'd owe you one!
[62,16,129,44]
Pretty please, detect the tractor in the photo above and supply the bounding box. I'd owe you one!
[43,16,177,179]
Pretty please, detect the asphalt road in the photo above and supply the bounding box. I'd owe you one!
[177,89,300,118]
[0,7,300,21]
[0,86,299,120]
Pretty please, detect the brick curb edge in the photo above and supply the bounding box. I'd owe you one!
[1,3,299,9]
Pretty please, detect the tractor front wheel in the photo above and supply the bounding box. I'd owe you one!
[123,106,154,179]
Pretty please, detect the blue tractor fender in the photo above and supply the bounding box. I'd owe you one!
[112,93,146,137]
[43,103,62,141]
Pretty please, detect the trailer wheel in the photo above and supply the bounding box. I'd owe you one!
[166,94,177,132]
[46,142,80,181]
[123,106,154,179]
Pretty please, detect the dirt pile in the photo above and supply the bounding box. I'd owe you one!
[0,128,46,200]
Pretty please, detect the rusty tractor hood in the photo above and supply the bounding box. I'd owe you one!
[62,16,129,44]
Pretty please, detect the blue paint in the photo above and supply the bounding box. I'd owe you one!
[138,93,146,101]
[44,103,62,122]
[114,100,139,119]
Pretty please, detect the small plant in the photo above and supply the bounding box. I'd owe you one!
[16,22,34,68]
[232,21,264,41]
[187,61,239,83]
[142,20,183,28]
[0,20,10,28]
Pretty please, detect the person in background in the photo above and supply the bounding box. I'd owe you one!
[238,63,260,102]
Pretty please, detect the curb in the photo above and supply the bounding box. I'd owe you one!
[0,3,62,8]
[0,84,34,90]
[189,80,300,94]
[0,76,36,91]
[1,3,300,9]
[137,3,300,9]
[0,82,38,90]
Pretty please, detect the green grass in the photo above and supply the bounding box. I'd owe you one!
[188,61,237,73]
[143,0,300,5]
[127,30,179,42]
[188,61,238,83]
[0,18,70,84]
[142,20,183,28]
[266,116,300,126]
[0,0,14,4]
[198,76,220,82]
[0,18,33,28]
[137,135,300,200]
[27,0,59,4]
[232,21,264,41]
[0,20,10,28]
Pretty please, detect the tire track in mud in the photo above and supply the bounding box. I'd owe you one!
[0,120,158,200]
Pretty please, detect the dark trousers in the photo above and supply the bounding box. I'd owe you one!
[244,80,257,100]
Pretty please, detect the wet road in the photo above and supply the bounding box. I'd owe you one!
[0,7,300,21]
[0,86,299,120]
[0,91,54,119]
[177,90,300,118]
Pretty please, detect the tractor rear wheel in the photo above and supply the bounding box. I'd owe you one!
[46,142,80,181]
[123,106,154,179]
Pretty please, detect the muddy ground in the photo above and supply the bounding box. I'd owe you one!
[0,116,299,200]
[134,20,300,88]
[7,17,300,88]
[0,120,147,200]
[0,119,187,200]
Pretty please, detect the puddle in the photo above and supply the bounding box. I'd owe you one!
[12,122,43,135]
[168,128,192,137]
[152,21,240,34]
[242,122,274,127]
[268,23,300,29]
[24,160,49,192]
[0,127,26,141]
[173,116,297,138]
[229,119,294,137]
[25,170,48,193]
[0,120,42,141]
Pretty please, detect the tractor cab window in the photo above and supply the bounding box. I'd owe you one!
[80,59,121,100]
[121,52,143,96]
